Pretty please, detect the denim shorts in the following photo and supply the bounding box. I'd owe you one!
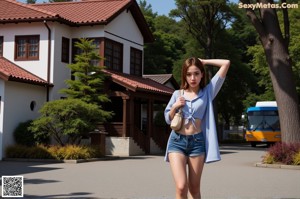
[167,131,206,157]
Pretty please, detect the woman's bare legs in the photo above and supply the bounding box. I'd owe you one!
[187,155,205,199]
[169,153,188,199]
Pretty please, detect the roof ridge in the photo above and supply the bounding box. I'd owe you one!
[33,0,127,6]
[5,0,58,17]
[144,74,172,76]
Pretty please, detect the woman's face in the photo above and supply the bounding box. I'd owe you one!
[186,65,203,89]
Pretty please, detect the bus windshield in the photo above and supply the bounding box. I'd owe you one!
[247,110,280,131]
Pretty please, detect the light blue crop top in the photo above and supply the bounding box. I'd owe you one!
[165,74,225,128]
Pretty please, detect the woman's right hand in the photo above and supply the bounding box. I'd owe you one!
[174,96,185,109]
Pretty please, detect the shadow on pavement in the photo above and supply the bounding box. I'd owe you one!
[0,161,62,176]
[24,192,96,199]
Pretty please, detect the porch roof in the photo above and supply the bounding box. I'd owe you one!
[0,57,51,86]
[143,74,180,89]
[103,69,174,96]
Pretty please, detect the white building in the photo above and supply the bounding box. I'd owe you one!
[0,0,174,160]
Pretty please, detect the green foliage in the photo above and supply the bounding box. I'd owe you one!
[140,0,300,129]
[5,145,102,160]
[13,120,49,146]
[140,1,185,74]
[144,30,184,74]
[29,98,110,146]
[26,0,37,4]
[60,38,111,107]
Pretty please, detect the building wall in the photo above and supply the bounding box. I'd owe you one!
[0,23,50,81]
[1,81,46,159]
[104,10,144,74]
[0,80,5,160]
[106,137,145,156]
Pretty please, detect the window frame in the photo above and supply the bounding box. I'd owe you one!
[104,38,123,72]
[15,35,40,61]
[0,36,3,57]
[61,37,70,63]
[130,47,142,76]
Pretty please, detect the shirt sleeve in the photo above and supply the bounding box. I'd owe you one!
[164,90,179,124]
[207,74,225,99]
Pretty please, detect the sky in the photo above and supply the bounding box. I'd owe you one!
[144,0,177,16]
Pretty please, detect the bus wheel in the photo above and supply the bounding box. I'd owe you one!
[251,142,256,147]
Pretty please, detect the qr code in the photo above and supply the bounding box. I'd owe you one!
[1,176,24,197]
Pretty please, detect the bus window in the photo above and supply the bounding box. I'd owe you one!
[248,111,280,131]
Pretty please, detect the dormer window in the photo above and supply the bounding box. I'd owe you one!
[15,35,39,61]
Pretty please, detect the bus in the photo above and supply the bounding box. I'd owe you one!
[245,101,281,147]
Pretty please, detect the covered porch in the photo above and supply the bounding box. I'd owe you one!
[100,70,174,156]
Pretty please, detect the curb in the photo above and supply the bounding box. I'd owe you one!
[2,156,120,164]
[255,162,300,170]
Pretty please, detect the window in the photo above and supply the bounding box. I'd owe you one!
[0,36,3,57]
[72,38,101,65]
[61,37,70,63]
[71,38,102,79]
[15,35,39,60]
[104,39,123,72]
[90,39,101,66]
[130,47,142,76]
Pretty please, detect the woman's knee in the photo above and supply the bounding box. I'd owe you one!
[189,184,200,197]
[176,183,188,195]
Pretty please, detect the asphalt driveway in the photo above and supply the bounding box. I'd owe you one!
[1,144,300,199]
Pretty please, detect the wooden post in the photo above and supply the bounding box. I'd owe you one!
[147,99,153,154]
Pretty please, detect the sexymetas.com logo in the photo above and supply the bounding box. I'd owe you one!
[238,2,298,10]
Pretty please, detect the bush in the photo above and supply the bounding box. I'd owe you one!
[13,120,49,146]
[5,145,54,159]
[5,145,102,160]
[29,98,108,146]
[266,142,300,165]
[262,153,275,164]
[293,151,300,165]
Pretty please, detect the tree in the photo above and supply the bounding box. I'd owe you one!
[170,0,232,77]
[139,0,185,74]
[26,0,37,4]
[29,99,105,146]
[60,38,112,115]
[240,0,300,142]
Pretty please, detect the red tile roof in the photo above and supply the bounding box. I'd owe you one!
[0,0,58,22]
[0,0,154,42]
[33,0,131,24]
[103,69,174,95]
[0,57,50,86]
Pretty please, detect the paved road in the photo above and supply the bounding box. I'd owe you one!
[0,144,300,199]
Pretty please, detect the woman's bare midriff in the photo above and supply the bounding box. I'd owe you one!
[178,118,202,135]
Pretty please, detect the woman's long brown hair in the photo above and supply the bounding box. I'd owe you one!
[180,57,206,90]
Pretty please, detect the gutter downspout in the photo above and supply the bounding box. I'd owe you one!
[44,20,51,102]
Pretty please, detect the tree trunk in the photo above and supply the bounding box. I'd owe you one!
[264,38,300,142]
[240,0,300,143]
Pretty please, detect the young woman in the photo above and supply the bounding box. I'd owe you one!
[164,57,230,199]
